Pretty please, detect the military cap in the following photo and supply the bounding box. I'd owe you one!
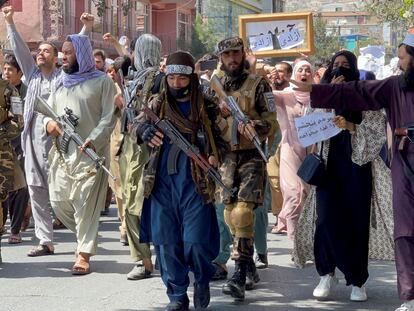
[217,37,244,54]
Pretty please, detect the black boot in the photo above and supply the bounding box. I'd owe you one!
[193,282,210,309]
[246,261,260,290]
[164,297,189,311]
[222,261,246,300]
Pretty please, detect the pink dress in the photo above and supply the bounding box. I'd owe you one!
[274,89,310,239]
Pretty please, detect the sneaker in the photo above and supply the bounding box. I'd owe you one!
[126,264,152,280]
[313,275,338,299]
[211,262,228,281]
[350,285,367,302]
[255,254,268,269]
[395,300,414,311]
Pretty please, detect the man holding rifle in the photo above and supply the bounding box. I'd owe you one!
[130,51,227,311]
[44,34,116,275]
[211,37,277,300]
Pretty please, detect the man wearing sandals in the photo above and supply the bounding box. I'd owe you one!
[45,34,116,275]
[1,6,94,257]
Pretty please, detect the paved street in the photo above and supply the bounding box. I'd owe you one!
[0,208,400,311]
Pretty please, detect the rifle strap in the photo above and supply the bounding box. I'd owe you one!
[53,139,97,182]
[140,70,157,105]
[203,111,219,161]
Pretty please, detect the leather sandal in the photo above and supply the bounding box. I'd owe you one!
[27,244,54,257]
[72,257,91,275]
[8,234,22,244]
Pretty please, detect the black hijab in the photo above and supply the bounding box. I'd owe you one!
[321,50,362,124]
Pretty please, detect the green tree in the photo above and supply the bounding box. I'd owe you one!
[363,0,414,27]
[310,15,343,62]
[363,0,414,45]
[188,15,219,60]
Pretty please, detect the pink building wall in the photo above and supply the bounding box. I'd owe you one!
[152,4,177,54]
[0,0,42,47]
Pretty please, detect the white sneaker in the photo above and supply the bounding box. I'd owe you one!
[313,275,338,299]
[395,300,414,311]
[350,285,367,302]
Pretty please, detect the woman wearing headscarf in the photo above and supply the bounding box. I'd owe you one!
[292,50,393,302]
[272,60,313,239]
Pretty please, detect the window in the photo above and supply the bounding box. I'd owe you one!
[136,2,150,36]
[64,0,71,25]
[10,0,22,11]
[112,0,119,36]
[177,11,191,41]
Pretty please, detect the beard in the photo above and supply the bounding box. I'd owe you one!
[221,58,245,78]
[63,61,79,74]
[400,61,414,91]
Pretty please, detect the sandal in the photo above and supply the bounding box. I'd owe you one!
[72,257,91,275]
[27,244,54,257]
[8,234,22,244]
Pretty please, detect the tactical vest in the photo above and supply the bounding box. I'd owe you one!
[0,80,9,125]
[220,74,263,151]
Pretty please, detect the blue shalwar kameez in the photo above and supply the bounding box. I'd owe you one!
[147,102,219,303]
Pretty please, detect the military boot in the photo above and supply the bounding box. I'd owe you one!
[246,261,260,290]
[193,282,210,309]
[222,261,246,300]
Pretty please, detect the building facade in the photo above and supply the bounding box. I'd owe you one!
[0,0,196,57]
[284,0,380,38]
[199,0,263,39]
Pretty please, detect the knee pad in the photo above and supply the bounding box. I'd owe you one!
[231,202,254,230]
[224,204,236,234]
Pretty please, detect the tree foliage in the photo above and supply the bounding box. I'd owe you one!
[310,15,343,62]
[363,0,414,27]
[187,15,219,60]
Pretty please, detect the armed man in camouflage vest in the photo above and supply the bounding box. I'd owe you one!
[0,79,24,263]
[212,37,278,300]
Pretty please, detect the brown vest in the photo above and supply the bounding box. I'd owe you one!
[220,74,262,151]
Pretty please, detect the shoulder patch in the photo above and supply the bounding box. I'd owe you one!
[264,92,276,112]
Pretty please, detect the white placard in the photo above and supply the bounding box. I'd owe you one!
[295,112,341,147]
[249,34,274,52]
[277,28,304,50]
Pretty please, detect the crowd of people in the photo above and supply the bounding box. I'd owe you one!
[0,4,414,311]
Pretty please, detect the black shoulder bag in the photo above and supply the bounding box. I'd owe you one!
[297,142,326,186]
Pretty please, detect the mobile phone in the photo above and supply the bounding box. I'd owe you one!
[200,60,218,71]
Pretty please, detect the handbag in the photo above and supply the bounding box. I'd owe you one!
[297,142,325,186]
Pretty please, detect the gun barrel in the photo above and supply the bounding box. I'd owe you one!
[35,96,59,120]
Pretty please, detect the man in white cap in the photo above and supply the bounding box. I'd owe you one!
[291,29,414,311]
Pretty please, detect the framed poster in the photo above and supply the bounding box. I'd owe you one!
[238,12,315,58]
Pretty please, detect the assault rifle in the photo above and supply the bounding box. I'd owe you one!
[117,69,140,134]
[35,96,116,181]
[210,75,268,162]
[138,98,236,196]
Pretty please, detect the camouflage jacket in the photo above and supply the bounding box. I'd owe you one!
[130,86,229,204]
[0,80,23,202]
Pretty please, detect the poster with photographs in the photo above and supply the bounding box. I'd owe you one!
[239,12,315,58]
